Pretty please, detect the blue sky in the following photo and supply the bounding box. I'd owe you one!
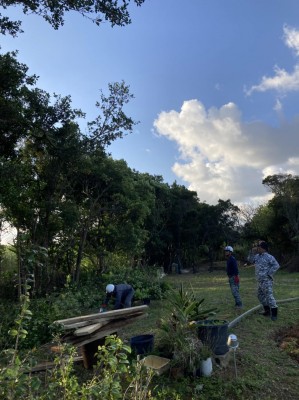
[2,0,299,206]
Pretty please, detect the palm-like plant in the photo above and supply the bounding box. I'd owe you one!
[166,284,217,324]
[156,284,218,375]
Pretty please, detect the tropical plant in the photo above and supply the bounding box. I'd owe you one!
[164,283,217,324]
[199,343,212,361]
[171,330,203,377]
[0,281,41,400]
[133,288,151,301]
[156,284,217,376]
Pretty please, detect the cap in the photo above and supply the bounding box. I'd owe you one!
[258,241,268,251]
[106,284,115,293]
[224,246,233,252]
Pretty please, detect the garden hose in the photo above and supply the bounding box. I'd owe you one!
[228,296,299,329]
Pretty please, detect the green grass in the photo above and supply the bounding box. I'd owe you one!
[118,266,299,400]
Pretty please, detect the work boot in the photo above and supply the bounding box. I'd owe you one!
[271,307,278,321]
[259,305,270,316]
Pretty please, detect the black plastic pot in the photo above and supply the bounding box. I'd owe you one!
[197,320,229,355]
[130,334,154,355]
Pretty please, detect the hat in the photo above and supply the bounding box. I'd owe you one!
[225,246,233,252]
[258,241,268,251]
[106,284,115,293]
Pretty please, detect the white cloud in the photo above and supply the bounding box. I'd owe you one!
[288,157,299,166]
[283,25,299,56]
[246,65,299,95]
[246,25,299,95]
[273,98,283,112]
[153,25,299,205]
[154,99,299,205]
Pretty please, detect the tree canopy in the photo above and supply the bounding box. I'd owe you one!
[0,0,146,36]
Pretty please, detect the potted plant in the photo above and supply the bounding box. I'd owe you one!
[140,288,151,305]
[156,284,218,377]
[133,288,151,305]
[196,319,229,355]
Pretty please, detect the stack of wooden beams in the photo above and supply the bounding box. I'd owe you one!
[53,305,149,348]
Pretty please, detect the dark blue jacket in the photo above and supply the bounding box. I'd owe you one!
[104,283,134,310]
[226,255,239,277]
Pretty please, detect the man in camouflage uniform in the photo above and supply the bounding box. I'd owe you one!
[247,241,280,321]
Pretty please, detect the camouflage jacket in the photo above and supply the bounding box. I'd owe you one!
[247,252,280,281]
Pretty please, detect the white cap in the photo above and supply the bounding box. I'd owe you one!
[106,284,115,293]
[224,246,233,252]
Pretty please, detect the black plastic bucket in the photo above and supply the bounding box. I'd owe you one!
[197,320,229,355]
[130,334,154,355]
[143,298,151,305]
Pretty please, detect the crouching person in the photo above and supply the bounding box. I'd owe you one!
[100,283,135,312]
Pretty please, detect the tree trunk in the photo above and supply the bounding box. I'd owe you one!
[74,225,88,284]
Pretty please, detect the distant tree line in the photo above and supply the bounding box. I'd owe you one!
[243,174,299,263]
[0,51,243,294]
[1,0,299,299]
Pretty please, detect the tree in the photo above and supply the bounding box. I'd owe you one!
[196,199,239,265]
[0,0,146,36]
[263,174,299,254]
[246,204,277,241]
[0,50,138,291]
[0,51,37,158]
[168,183,200,271]
[143,176,173,268]
[85,81,138,149]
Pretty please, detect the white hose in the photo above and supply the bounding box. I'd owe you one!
[228,297,299,329]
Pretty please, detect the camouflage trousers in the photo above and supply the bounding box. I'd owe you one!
[228,277,242,307]
[257,278,277,308]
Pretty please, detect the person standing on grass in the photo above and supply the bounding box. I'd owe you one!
[224,246,243,309]
[247,241,280,321]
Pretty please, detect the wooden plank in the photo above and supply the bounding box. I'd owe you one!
[74,320,110,336]
[65,313,147,347]
[67,327,120,347]
[54,305,148,327]
[63,319,105,330]
[60,312,144,343]
[63,311,144,331]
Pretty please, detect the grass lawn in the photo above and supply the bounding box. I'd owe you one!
[118,265,299,400]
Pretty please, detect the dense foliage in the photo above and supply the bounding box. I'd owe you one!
[0,0,146,36]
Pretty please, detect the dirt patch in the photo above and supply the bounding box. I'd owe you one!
[275,325,299,363]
